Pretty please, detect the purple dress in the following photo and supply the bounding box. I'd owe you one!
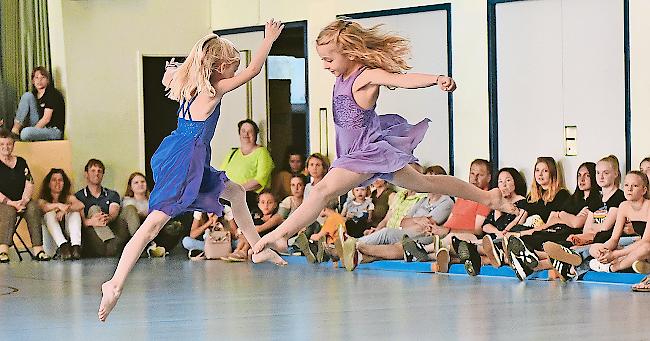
[331,67,430,185]
[148,96,228,218]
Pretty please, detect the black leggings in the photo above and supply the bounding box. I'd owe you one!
[520,224,579,251]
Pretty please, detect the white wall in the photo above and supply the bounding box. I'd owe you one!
[48,0,211,189]
[630,0,650,168]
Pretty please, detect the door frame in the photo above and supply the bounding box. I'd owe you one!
[215,20,310,151]
[487,0,631,172]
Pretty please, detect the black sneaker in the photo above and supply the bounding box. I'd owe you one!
[551,258,576,282]
[457,240,481,276]
[401,236,431,262]
[508,236,538,281]
[451,236,462,254]
[509,251,534,281]
[508,235,539,269]
[58,242,72,261]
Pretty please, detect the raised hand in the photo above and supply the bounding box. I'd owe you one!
[264,19,284,42]
[437,75,457,92]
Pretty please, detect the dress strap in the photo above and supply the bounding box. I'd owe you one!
[181,95,199,120]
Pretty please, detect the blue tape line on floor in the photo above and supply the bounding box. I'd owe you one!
[282,256,644,285]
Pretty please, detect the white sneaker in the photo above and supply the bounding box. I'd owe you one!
[589,259,611,272]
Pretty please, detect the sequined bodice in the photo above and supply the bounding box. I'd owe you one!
[332,67,377,131]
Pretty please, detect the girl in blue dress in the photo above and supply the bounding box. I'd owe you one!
[99,20,286,322]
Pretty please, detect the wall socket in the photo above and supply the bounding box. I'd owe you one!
[565,125,577,156]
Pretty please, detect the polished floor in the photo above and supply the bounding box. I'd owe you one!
[1,253,649,340]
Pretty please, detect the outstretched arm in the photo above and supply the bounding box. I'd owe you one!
[215,20,284,95]
[359,68,456,91]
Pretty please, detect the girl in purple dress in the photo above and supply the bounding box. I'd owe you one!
[253,20,515,256]
[98,20,286,322]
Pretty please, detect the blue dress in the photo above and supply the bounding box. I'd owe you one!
[149,96,228,218]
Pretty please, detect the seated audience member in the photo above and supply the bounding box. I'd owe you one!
[228,190,283,261]
[294,201,346,263]
[272,148,305,200]
[182,208,237,259]
[39,168,84,260]
[278,174,306,221]
[516,156,623,280]
[0,128,48,262]
[11,67,65,141]
[341,186,374,237]
[338,164,463,272]
[369,179,396,228]
[583,171,650,273]
[640,157,650,178]
[75,159,129,257]
[120,172,186,255]
[220,119,274,210]
[397,160,491,275]
[482,163,598,280]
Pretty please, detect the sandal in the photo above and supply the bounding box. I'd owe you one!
[0,252,9,263]
[632,276,650,292]
[188,249,206,261]
[32,251,51,261]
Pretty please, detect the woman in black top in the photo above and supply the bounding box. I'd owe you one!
[518,162,602,252]
[11,67,65,141]
[568,155,625,246]
[524,157,571,222]
[0,129,49,262]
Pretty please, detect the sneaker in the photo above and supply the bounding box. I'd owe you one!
[551,258,576,281]
[633,260,650,274]
[508,236,538,281]
[342,237,359,271]
[295,232,317,263]
[401,236,431,262]
[508,235,539,269]
[147,244,166,258]
[451,236,462,254]
[434,248,450,273]
[334,237,344,266]
[509,251,534,281]
[316,236,326,263]
[589,259,612,272]
[188,249,205,261]
[71,245,82,260]
[458,241,481,276]
[432,235,441,254]
[482,235,503,267]
[543,242,582,266]
[58,242,72,261]
[0,252,9,263]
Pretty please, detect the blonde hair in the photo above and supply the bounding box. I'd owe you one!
[316,19,411,73]
[627,170,650,200]
[168,34,240,101]
[529,157,564,204]
[599,155,621,187]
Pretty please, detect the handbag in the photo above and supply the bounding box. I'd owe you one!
[203,224,232,260]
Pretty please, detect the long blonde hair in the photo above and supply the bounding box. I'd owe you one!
[529,157,564,204]
[316,19,411,73]
[168,34,240,101]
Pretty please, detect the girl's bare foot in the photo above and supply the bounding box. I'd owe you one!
[251,248,287,265]
[98,281,121,322]
[487,188,517,214]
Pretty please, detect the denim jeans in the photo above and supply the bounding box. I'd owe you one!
[14,92,62,141]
